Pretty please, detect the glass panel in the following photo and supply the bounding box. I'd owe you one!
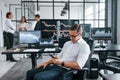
[100,0,105,2]
[54,3,68,19]
[27,3,35,19]
[99,20,105,28]
[54,0,69,1]
[99,3,105,19]
[70,0,83,2]
[70,3,83,19]
[37,0,53,1]
[85,3,98,19]
[39,3,53,19]
[16,8,22,21]
[85,0,99,2]
[85,20,98,28]
[79,20,84,24]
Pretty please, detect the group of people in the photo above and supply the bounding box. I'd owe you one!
[3,12,56,61]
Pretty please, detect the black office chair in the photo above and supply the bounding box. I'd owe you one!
[99,55,120,73]
[58,37,70,48]
[58,38,94,80]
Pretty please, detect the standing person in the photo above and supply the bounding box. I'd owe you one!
[3,12,17,62]
[18,16,29,31]
[34,14,41,31]
[18,16,29,58]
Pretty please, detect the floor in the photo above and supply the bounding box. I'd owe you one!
[0,47,115,80]
[0,47,53,79]
[0,56,51,80]
[0,47,22,78]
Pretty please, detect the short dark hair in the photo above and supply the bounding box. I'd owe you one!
[70,24,82,33]
[35,14,40,18]
[6,12,12,18]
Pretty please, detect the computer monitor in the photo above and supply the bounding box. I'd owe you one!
[81,24,91,38]
[39,38,54,47]
[19,31,41,44]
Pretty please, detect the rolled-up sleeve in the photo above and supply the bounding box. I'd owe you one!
[76,44,90,69]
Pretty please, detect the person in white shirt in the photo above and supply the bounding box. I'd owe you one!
[18,16,29,31]
[3,12,17,62]
[18,16,29,59]
[26,24,90,80]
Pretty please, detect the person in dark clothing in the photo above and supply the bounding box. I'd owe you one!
[34,14,42,31]
[3,12,17,62]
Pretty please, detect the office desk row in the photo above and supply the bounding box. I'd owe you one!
[2,44,120,68]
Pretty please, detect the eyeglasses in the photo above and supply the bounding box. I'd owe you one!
[69,33,80,38]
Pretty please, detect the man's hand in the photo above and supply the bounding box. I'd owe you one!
[36,62,48,69]
[53,59,62,65]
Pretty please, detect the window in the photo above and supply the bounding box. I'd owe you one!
[39,3,53,19]
[21,0,106,28]
[70,3,83,19]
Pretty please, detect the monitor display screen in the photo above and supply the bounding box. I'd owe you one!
[81,24,91,38]
[19,31,41,44]
[39,38,54,47]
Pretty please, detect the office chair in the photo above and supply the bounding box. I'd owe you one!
[58,38,95,80]
[99,55,120,73]
[58,37,70,48]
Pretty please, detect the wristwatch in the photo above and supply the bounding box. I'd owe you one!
[61,61,64,66]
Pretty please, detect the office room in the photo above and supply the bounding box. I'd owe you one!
[0,0,120,80]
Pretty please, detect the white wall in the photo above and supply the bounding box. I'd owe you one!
[117,0,120,44]
[0,0,21,47]
[0,0,8,47]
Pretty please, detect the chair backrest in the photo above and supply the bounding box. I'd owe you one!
[73,39,94,80]
[83,39,94,68]
[59,37,70,48]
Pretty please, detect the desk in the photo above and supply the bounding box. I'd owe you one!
[39,48,61,53]
[2,45,41,68]
[94,44,120,61]
[1,45,61,68]
[93,36,111,40]
[94,44,120,52]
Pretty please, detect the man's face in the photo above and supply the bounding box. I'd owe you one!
[34,17,40,21]
[69,30,81,43]
[9,14,13,19]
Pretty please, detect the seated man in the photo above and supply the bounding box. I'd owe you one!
[26,24,90,80]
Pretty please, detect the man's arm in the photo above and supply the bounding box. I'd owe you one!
[54,59,80,70]
[36,58,55,69]
[63,62,80,70]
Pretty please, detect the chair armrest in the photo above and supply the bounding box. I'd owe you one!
[99,72,109,80]
[63,69,76,76]
[102,56,120,61]
[63,68,89,76]
[62,68,89,80]
[62,69,75,80]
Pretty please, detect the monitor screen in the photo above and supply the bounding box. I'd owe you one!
[19,31,41,44]
[81,24,91,38]
[39,38,54,47]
